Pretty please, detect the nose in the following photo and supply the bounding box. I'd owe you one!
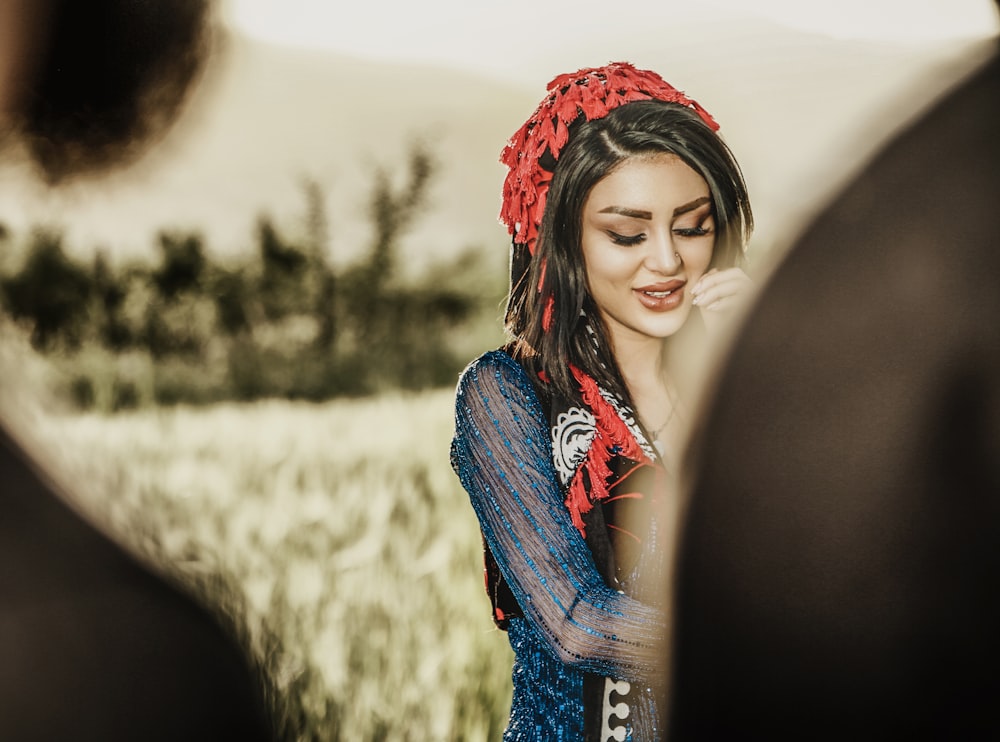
[644,231,682,275]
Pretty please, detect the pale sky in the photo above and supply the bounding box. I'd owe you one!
[225,0,999,81]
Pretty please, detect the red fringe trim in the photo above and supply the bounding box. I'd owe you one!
[563,365,653,537]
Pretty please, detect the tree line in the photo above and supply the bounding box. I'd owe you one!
[0,146,503,410]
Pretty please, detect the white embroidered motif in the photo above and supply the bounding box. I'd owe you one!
[601,677,631,742]
[551,406,596,485]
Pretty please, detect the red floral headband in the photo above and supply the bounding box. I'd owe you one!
[499,62,719,254]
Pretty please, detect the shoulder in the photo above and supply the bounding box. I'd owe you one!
[455,349,535,405]
[458,348,521,378]
[453,349,547,437]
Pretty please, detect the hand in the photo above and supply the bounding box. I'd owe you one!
[691,267,753,331]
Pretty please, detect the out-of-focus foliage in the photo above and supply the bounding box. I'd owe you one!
[0,144,506,410]
[1,229,94,351]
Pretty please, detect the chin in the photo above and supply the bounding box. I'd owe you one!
[643,309,693,338]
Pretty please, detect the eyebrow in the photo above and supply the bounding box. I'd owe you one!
[598,206,652,219]
[673,196,711,216]
[597,195,711,220]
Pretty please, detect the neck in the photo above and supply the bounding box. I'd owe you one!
[612,335,669,402]
[607,329,692,449]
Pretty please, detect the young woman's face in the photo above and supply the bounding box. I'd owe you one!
[581,153,715,350]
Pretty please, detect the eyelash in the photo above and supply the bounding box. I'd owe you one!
[609,231,646,246]
[675,226,713,238]
[608,226,713,245]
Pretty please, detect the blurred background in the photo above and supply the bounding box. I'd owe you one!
[1,1,996,738]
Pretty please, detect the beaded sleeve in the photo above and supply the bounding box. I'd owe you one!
[450,350,665,679]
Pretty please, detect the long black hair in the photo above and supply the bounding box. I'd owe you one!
[506,99,753,404]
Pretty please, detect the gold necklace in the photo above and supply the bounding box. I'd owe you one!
[646,403,677,441]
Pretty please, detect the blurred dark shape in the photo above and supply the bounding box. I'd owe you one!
[1,1,278,738]
[91,250,131,350]
[1,228,92,349]
[0,427,275,741]
[364,143,435,286]
[153,230,208,300]
[214,266,251,336]
[670,22,1000,742]
[336,142,477,391]
[301,178,336,350]
[6,0,213,182]
[257,215,310,321]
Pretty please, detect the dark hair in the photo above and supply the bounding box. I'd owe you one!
[506,99,753,403]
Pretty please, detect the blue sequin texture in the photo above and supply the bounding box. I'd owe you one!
[451,351,665,739]
[506,618,583,740]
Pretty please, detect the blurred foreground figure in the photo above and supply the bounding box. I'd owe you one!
[669,8,1000,740]
[0,1,273,739]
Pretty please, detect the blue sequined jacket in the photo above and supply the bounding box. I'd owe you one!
[451,351,665,740]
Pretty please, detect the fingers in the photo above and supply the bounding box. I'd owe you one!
[692,268,751,311]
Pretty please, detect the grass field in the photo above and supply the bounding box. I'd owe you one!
[28,390,514,741]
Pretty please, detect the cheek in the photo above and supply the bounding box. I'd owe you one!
[683,240,715,279]
[581,240,621,287]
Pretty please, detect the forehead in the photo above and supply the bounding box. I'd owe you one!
[586,153,709,210]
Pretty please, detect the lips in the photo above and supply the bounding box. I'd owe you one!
[634,280,686,311]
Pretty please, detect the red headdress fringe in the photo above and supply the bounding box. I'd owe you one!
[499,62,719,255]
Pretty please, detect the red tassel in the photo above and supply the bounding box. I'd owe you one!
[565,474,591,533]
[542,296,554,332]
[562,364,655,537]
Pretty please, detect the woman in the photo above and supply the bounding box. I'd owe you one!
[451,62,753,740]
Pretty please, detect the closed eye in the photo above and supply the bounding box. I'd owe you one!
[608,231,646,246]
[673,226,713,238]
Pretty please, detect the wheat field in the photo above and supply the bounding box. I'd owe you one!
[28,390,513,741]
